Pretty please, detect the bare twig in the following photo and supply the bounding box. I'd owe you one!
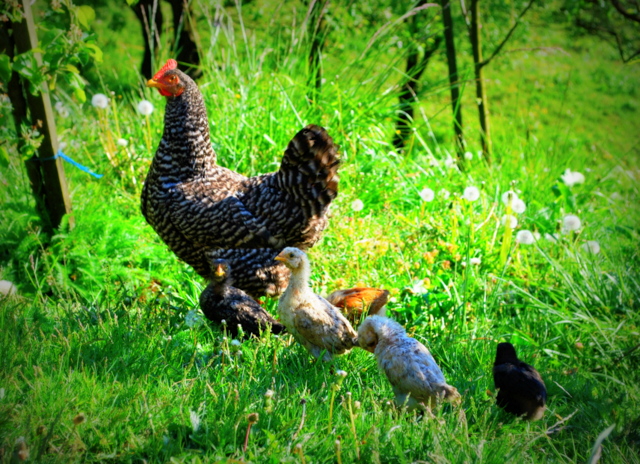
[610,0,640,23]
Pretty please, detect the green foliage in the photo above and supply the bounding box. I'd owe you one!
[0,0,639,462]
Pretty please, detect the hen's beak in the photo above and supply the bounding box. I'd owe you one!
[146,78,162,89]
[274,254,286,263]
[214,265,225,278]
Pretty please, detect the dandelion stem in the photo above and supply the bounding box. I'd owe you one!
[327,388,337,433]
[347,395,360,460]
[243,422,252,452]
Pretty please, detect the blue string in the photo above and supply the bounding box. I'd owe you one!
[35,150,103,179]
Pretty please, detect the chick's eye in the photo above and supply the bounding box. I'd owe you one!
[289,253,294,258]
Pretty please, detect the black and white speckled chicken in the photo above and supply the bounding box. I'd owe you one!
[200,259,285,338]
[141,59,339,298]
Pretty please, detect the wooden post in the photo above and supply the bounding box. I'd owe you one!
[9,0,74,231]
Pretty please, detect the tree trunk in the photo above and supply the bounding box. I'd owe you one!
[441,0,465,163]
[392,26,442,152]
[307,0,329,100]
[470,0,491,162]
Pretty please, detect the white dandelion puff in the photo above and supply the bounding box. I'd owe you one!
[137,100,154,116]
[512,198,527,214]
[336,370,348,378]
[444,157,457,168]
[581,241,600,254]
[351,199,364,212]
[264,389,274,399]
[91,93,109,109]
[561,169,585,187]
[439,189,451,200]
[185,310,203,328]
[463,186,480,202]
[419,188,435,202]
[545,233,559,243]
[470,257,481,266]
[563,214,582,231]
[501,214,518,229]
[515,230,536,245]
[464,151,473,161]
[116,138,129,147]
[230,339,242,347]
[501,190,518,206]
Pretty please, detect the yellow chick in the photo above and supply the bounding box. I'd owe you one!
[358,315,460,409]
[275,247,358,361]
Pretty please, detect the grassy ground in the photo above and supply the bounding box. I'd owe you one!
[1,1,639,462]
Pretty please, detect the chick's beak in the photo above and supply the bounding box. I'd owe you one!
[214,265,225,278]
[146,78,162,89]
[274,254,286,263]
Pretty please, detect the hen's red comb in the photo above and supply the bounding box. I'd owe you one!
[152,59,178,80]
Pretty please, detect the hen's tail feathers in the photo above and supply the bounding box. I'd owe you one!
[277,124,340,217]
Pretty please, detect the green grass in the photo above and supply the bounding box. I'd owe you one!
[1,1,640,462]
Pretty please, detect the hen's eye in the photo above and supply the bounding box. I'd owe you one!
[289,253,294,258]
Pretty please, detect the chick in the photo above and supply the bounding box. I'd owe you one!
[358,315,460,409]
[275,247,358,361]
[493,342,547,421]
[199,259,285,338]
[326,287,390,324]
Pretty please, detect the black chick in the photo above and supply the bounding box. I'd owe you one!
[493,342,547,421]
[199,259,285,338]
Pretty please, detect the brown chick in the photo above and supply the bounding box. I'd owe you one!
[326,287,390,324]
[358,315,460,410]
[493,342,547,421]
[199,259,285,338]
[275,247,358,361]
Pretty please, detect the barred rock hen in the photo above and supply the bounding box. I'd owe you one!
[358,315,461,410]
[493,342,547,421]
[200,259,285,338]
[142,59,339,298]
[275,247,358,362]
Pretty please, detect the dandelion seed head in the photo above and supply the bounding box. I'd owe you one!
[419,188,435,202]
[561,169,585,187]
[470,257,481,266]
[545,233,558,243]
[515,230,536,245]
[463,186,480,202]
[563,214,582,231]
[501,214,518,229]
[116,138,129,147]
[91,93,109,109]
[247,412,259,424]
[351,199,364,212]
[501,190,518,206]
[336,370,347,378]
[230,339,241,346]
[138,100,154,116]
[264,389,274,399]
[581,240,600,254]
[512,198,527,214]
[464,151,473,160]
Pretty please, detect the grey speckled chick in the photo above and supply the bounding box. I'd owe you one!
[358,315,460,409]
[275,247,358,361]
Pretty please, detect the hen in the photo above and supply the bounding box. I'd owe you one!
[358,315,460,410]
[326,287,390,324]
[142,59,340,298]
[493,342,547,421]
[275,247,358,361]
[199,259,285,338]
